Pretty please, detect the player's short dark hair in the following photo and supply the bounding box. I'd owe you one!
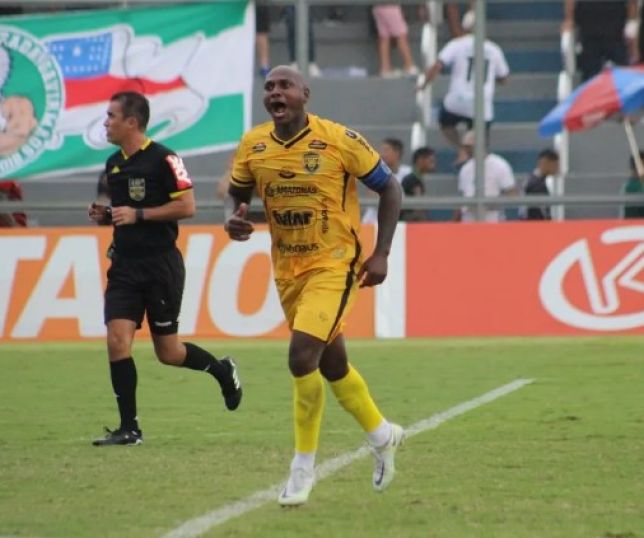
[412,146,435,164]
[538,148,559,161]
[110,91,150,130]
[382,137,404,156]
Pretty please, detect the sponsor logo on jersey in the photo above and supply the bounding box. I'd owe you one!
[265,183,318,198]
[277,240,320,257]
[128,177,146,201]
[355,135,373,154]
[251,142,267,153]
[321,209,329,234]
[303,151,320,174]
[308,139,327,150]
[278,167,296,179]
[272,207,315,229]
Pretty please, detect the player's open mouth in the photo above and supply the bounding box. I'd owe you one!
[270,102,287,118]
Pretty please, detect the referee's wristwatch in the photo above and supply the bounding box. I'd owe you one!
[135,207,145,222]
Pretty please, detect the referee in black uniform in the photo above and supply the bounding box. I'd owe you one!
[88,91,242,446]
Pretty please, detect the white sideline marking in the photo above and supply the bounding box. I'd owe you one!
[162,378,534,538]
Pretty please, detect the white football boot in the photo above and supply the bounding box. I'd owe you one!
[278,467,315,506]
[371,423,405,492]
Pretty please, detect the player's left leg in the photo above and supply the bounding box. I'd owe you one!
[321,335,405,492]
[147,248,241,410]
[151,334,242,411]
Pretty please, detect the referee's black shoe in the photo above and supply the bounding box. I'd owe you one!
[92,427,143,446]
[221,357,242,411]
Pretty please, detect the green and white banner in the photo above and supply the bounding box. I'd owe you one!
[0,1,253,179]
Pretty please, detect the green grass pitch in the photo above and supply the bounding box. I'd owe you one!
[1,337,643,538]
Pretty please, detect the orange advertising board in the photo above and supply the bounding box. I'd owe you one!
[405,220,644,336]
[0,225,375,342]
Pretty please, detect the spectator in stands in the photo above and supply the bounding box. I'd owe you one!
[444,2,475,38]
[256,5,272,79]
[418,10,509,164]
[284,5,321,77]
[0,179,27,227]
[562,0,639,82]
[380,137,412,181]
[400,146,435,221]
[622,151,644,219]
[523,148,559,221]
[363,137,410,223]
[371,4,419,78]
[455,130,517,222]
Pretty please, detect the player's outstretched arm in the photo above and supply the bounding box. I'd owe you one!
[358,175,402,288]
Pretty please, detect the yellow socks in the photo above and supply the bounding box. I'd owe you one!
[293,369,326,453]
[330,365,384,433]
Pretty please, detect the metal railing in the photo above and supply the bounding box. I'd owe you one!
[2,193,640,213]
[412,1,442,151]
[553,28,576,221]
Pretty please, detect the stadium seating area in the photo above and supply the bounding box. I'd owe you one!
[17,1,644,225]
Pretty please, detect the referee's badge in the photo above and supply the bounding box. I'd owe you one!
[303,152,320,174]
[128,178,146,201]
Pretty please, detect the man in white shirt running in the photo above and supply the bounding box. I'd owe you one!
[419,11,509,162]
[455,130,517,222]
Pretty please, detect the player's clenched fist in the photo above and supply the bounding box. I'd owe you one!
[224,202,254,241]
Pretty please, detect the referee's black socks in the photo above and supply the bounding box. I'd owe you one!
[109,357,139,432]
[182,342,228,384]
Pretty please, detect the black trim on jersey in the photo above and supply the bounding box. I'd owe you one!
[341,171,349,211]
[270,128,312,149]
[284,128,311,148]
[270,132,284,146]
[231,175,255,186]
[326,230,361,342]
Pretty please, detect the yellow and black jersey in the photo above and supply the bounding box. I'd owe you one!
[106,139,193,255]
[231,114,391,277]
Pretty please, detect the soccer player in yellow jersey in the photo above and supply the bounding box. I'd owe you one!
[225,66,403,506]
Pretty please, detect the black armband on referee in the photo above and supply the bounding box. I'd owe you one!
[135,207,145,222]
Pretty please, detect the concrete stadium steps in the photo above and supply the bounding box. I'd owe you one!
[266,18,562,76]
[433,73,559,101]
[486,1,563,20]
[568,123,644,174]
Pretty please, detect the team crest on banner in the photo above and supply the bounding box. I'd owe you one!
[0,28,65,178]
[303,151,320,174]
[128,177,145,201]
[0,2,253,179]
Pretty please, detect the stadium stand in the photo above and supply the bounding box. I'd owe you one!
[16,1,644,225]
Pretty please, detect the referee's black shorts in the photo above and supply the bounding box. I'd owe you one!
[104,248,185,335]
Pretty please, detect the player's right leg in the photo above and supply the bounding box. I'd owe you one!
[94,258,145,447]
[93,318,142,446]
[278,330,327,506]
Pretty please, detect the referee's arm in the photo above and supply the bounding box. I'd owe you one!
[110,190,195,226]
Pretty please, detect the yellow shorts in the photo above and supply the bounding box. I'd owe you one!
[275,267,358,343]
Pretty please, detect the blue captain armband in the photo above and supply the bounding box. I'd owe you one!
[360,159,392,192]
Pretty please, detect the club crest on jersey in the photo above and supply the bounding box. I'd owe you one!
[128,178,146,201]
[303,151,320,174]
[252,142,267,153]
[279,167,296,179]
[308,139,327,150]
